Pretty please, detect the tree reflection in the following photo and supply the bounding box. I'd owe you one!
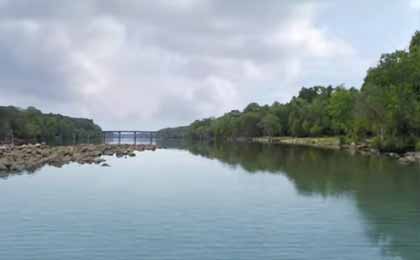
[177,141,420,260]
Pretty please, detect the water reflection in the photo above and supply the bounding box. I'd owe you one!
[2,138,419,259]
[169,141,420,260]
[104,137,157,145]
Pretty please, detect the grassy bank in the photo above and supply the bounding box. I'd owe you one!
[252,136,341,150]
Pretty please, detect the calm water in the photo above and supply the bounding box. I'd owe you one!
[1,141,420,260]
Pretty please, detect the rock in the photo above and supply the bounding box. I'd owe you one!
[412,152,420,159]
[357,144,369,150]
[0,143,158,173]
[10,163,25,172]
[82,157,96,164]
[101,163,110,167]
[80,145,94,153]
[0,160,7,171]
[369,149,380,156]
[403,152,420,161]
[386,152,400,159]
[63,155,72,162]
[95,158,106,164]
[399,154,418,164]
[103,150,114,156]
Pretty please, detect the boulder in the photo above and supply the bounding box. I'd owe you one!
[95,158,106,164]
[103,150,114,156]
[10,163,25,172]
[399,155,417,164]
[0,160,7,171]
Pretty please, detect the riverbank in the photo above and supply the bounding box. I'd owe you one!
[252,136,420,165]
[253,136,341,149]
[0,143,158,173]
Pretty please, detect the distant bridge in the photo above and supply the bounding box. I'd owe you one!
[102,130,158,144]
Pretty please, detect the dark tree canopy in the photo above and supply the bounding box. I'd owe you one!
[409,31,420,53]
[0,106,102,144]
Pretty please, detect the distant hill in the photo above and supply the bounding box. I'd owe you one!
[0,106,102,144]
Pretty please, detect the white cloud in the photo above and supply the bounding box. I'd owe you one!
[410,0,420,10]
[0,0,365,129]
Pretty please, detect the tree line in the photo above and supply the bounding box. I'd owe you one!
[181,31,420,153]
[0,106,102,144]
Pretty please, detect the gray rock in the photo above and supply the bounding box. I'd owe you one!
[95,158,106,164]
[0,161,7,171]
[11,163,25,172]
[399,155,417,164]
[386,152,400,159]
[0,143,158,173]
[103,150,114,156]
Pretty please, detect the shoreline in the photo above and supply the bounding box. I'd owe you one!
[252,136,420,165]
[252,136,341,150]
[1,137,419,175]
[0,143,158,173]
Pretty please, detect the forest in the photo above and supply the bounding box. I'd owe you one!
[0,106,102,144]
[181,31,420,153]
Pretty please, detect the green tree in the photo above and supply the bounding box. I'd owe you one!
[239,112,261,137]
[328,87,357,134]
[409,30,420,53]
[243,102,261,113]
[258,113,281,137]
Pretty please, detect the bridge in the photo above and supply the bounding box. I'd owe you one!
[102,131,158,144]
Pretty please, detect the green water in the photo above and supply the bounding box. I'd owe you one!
[0,141,419,260]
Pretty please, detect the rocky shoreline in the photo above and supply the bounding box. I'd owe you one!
[0,143,158,173]
[341,143,420,165]
[253,136,420,165]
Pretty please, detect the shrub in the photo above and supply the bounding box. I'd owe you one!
[338,135,353,146]
[371,136,382,150]
[375,136,415,153]
[416,140,420,151]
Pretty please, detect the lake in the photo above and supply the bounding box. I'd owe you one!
[1,141,419,260]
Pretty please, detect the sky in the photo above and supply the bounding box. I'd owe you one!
[0,0,419,130]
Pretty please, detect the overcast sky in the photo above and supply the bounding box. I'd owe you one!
[0,0,419,130]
